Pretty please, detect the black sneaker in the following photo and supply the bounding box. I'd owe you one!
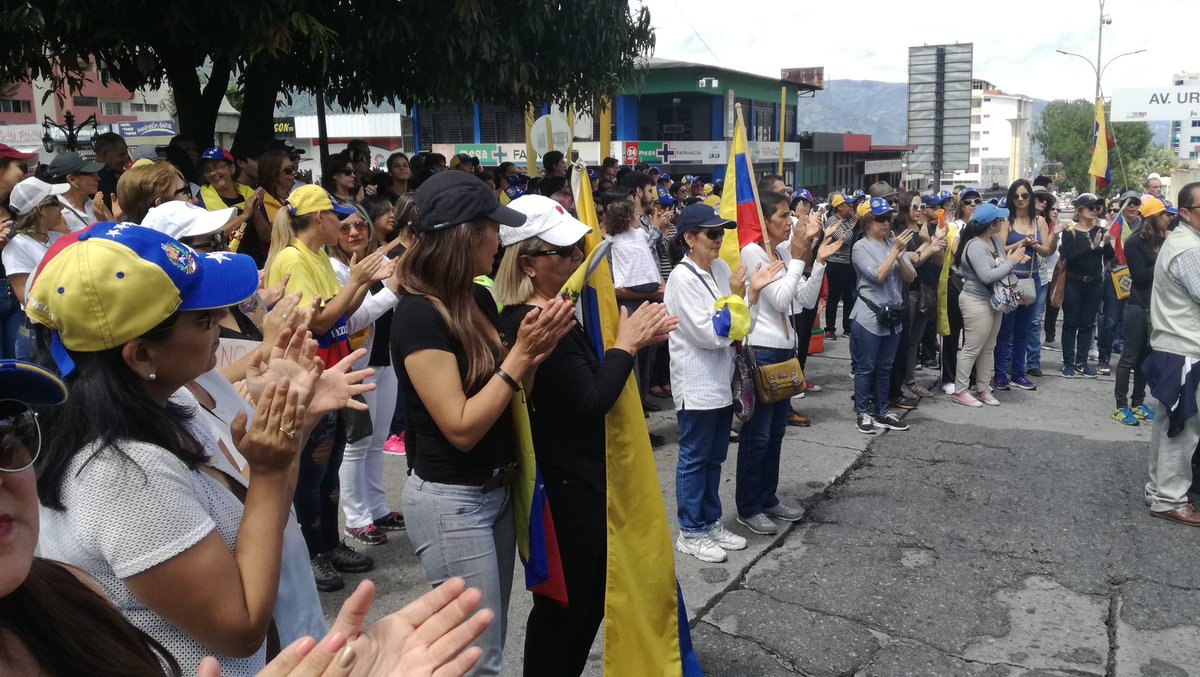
[311,553,344,592]
[373,511,406,531]
[326,542,374,573]
[873,413,910,431]
[891,395,919,411]
[649,432,666,447]
[856,412,877,435]
[344,523,387,546]
[1026,367,1043,378]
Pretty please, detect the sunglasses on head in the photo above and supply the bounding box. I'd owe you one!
[0,400,40,473]
[527,242,583,258]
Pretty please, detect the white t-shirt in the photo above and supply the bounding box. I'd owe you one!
[2,232,62,277]
[58,195,96,232]
[38,390,267,676]
[609,228,661,289]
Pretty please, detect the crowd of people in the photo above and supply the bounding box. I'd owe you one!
[0,130,1198,677]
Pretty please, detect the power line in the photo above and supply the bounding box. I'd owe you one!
[668,0,723,65]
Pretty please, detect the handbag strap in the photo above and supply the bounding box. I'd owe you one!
[681,259,719,300]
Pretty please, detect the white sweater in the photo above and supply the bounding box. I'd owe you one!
[740,242,826,350]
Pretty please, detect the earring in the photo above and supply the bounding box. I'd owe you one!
[148,373,157,382]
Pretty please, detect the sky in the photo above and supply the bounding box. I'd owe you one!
[635,0,1193,101]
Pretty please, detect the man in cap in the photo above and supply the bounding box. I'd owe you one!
[1141,182,1200,526]
[449,153,476,173]
[822,193,858,340]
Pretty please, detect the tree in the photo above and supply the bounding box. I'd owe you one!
[0,1,655,150]
[1129,145,1186,185]
[1033,98,1162,195]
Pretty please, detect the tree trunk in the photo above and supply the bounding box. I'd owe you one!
[161,56,230,147]
[232,58,283,153]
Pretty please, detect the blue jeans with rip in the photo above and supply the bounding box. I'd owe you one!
[736,347,793,518]
[1026,282,1049,370]
[403,476,515,677]
[851,320,902,417]
[676,405,734,535]
[994,282,1037,380]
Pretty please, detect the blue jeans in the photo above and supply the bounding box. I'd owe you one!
[676,406,734,535]
[851,321,902,416]
[994,283,1037,379]
[736,347,793,518]
[0,280,23,359]
[1026,282,1049,370]
[402,476,515,677]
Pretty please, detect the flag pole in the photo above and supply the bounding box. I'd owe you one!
[777,86,785,176]
[524,104,538,177]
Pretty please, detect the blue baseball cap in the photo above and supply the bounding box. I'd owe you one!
[199,147,234,164]
[658,173,672,183]
[656,186,677,205]
[509,173,530,185]
[998,197,1008,208]
[850,189,866,202]
[791,188,814,206]
[937,190,953,203]
[959,187,981,200]
[0,360,68,405]
[922,193,944,207]
[504,185,527,202]
[674,204,734,240]
[1166,205,1180,215]
[868,196,894,217]
[972,203,1009,226]
[587,168,597,180]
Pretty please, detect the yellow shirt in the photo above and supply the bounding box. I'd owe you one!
[936,220,963,336]
[267,238,340,306]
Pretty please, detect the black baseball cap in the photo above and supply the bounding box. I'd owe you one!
[415,171,525,232]
[674,204,734,240]
[47,151,104,179]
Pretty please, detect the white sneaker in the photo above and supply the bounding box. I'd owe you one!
[941,381,955,395]
[708,523,747,551]
[675,533,727,563]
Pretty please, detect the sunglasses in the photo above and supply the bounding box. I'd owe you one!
[1034,195,1053,203]
[282,167,296,176]
[339,220,367,234]
[960,198,983,206]
[1014,192,1031,200]
[872,214,892,223]
[527,243,583,258]
[913,203,927,211]
[335,168,355,176]
[699,227,726,241]
[173,185,193,198]
[0,401,40,473]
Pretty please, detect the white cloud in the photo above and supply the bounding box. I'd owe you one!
[636,0,1189,102]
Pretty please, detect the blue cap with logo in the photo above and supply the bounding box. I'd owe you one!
[791,188,814,205]
[656,186,677,205]
[868,196,894,217]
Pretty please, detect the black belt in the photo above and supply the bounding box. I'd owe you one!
[428,464,518,493]
[1066,272,1097,283]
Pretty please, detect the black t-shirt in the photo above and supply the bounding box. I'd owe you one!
[390,285,512,482]
[496,304,635,504]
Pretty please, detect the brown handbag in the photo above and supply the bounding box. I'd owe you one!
[1049,257,1066,309]
[754,356,804,403]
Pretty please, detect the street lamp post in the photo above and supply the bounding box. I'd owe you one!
[42,110,99,154]
[1055,0,1146,192]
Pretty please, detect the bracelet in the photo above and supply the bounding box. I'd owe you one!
[495,367,520,392]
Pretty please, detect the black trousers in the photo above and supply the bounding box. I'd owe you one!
[889,290,914,399]
[940,282,964,385]
[1114,301,1151,409]
[792,304,819,370]
[523,487,606,677]
[824,261,857,334]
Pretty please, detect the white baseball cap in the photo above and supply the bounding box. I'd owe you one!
[499,194,591,247]
[9,178,69,217]
[141,201,237,240]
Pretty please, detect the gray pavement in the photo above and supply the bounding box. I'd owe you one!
[321,329,1191,676]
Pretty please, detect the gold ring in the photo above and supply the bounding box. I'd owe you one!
[280,427,295,440]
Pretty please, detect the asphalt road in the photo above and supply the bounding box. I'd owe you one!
[320,322,1190,676]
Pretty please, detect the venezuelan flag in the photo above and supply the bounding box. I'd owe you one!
[1088,97,1113,191]
[511,392,568,604]
[718,105,769,271]
[562,164,702,676]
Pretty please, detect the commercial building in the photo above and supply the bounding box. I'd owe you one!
[1169,71,1200,162]
[949,79,1033,190]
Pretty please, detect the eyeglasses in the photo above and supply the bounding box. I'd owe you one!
[186,309,218,331]
[0,401,40,473]
[960,198,983,206]
[527,243,583,258]
[1014,192,1030,201]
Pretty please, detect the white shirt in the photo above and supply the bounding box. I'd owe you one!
[740,242,826,350]
[2,231,62,277]
[664,256,736,410]
[610,228,661,289]
[58,195,97,232]
[330,257,400,369]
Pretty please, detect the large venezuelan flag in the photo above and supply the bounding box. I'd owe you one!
[565,164,702,676]
[718,105,769,271]
[1088,97,1113,191]
[511,392,568,604]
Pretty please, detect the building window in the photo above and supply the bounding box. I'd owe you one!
[0,99,31,113]
[72,96,98,107]
[1192,136,1200,144]
[968,164,979,173]
[971,131,981,140]
[982,147,989,152]
[1191,151,1199,159]
[129,102,159,113]
[971,115,981,124]
[101,102,123,115]
[1192,120,1200,127]
[1176,80,1185,85]
[983,130,990,135]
